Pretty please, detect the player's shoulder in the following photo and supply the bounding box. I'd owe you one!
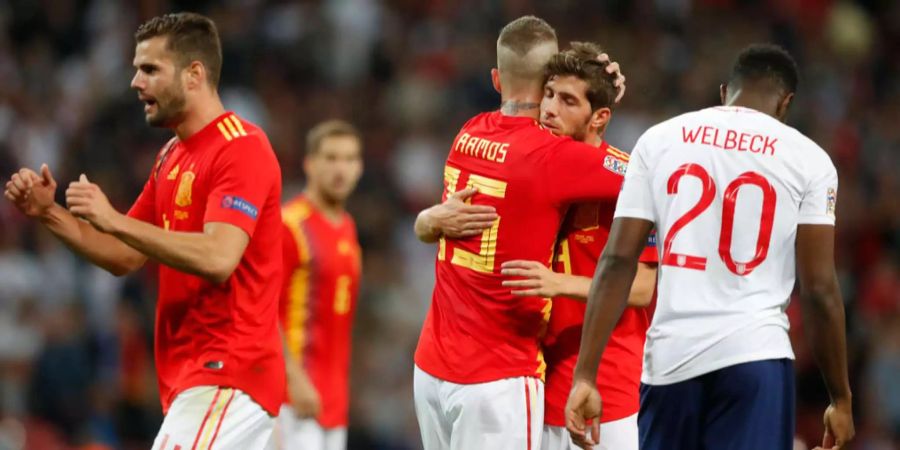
[777,121,833,167]
[282,195,314,225]
[215,113,273,151]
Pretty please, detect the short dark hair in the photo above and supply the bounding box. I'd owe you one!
[306,120,361,156]
[497,16,557,56]
[135,12,223,88]
[544,42,617,111]
[729,44,799,94]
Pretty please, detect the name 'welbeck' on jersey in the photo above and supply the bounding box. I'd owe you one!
[682,125,777,156]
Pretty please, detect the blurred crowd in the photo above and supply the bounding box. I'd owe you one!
[0,0,897,449]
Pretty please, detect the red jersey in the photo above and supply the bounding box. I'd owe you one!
[543,144,658,425]
[280,194,361,428]
[127,112,285,416]
[415,111,625,384]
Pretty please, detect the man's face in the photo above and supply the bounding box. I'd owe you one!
[305,135,363,204]
[540,74,594,142]
[130,36,187,128]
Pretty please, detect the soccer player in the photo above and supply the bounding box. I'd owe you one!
[4,13,284,449]
[412,17,628,450]
[275,120,363,450]
[498,42,658,450]
[565,44,854,450]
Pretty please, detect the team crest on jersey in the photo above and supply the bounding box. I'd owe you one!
[826,187,837,217]
[603,155,627,176]
[175,171,195,207]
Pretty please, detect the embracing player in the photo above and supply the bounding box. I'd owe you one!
[412,17,627,450]
[5,13,284,449]
[275,120,363,450]
[566,44,854,450]
[497,42,658,450]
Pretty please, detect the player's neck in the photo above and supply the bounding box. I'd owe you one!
[499,91,542,118]
[725,93,777,118]
[304,188,345,223]
[585,130,605,148]
[173,94,227,141]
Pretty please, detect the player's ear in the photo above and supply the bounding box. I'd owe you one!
[491,68,502,94]
[185,60,205,90]
[590,107,611,131]
[776,92,794,122]
[720,83,728,105]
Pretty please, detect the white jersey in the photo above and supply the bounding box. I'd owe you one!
[615,106,838,385]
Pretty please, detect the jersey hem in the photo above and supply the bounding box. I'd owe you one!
[612,209,654,222]
[413,362,542,385]
[797,216,836,225]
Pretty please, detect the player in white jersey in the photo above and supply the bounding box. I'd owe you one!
[564,44,854,450]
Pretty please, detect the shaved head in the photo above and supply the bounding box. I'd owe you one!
[497,16,559,90]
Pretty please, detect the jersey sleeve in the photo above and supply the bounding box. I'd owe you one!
[126,175,156,223]
[204,137,275,237]
[798,156,838,225]
[126,143,173,223]
[613,136,656,222]
[543,140,624,205]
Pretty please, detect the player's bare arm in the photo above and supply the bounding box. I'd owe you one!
[565,217,654,448]
[413,187,498,243]
[280,330,321,419]
[796,224,854,448]
[4,165,147,275]
[500,260,657,306]
[66,175,249,283]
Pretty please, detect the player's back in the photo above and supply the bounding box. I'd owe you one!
[618,106,838,384]
[415,111,623,384]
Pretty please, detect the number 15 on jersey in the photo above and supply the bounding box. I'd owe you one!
[438,165,507,274]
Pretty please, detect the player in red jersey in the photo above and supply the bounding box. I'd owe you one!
[411,18,627,450]
[4,13,283,449]
[273,120,363,450]
[497,43,658,450]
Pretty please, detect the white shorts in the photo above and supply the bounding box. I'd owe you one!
[414,365,544,450]
[269,405,347,450]
[151,386,274,450]
[540,414,638,450]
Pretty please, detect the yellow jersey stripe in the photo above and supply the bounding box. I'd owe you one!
[282,200,313,363]
[229,115,248,136]
[607,147,631,161]
[222,117,241,139]
[217,122,233,141]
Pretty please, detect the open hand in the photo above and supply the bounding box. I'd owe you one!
[501,260,563,297]
[597,53,626,103]
[430,187,498,239]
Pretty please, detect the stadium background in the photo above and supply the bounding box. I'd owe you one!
[0,0,897,449]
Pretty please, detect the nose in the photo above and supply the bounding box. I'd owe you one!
[130,71,143,90]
